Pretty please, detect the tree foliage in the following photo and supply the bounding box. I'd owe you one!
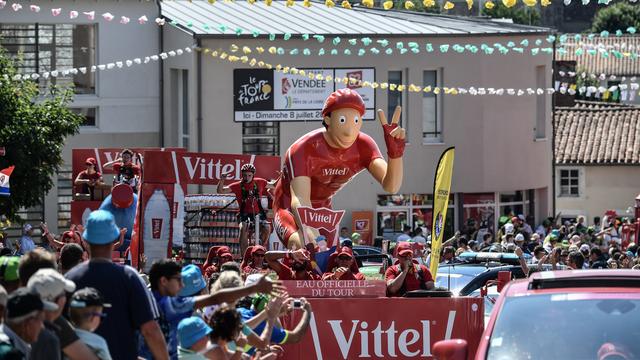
[591,3,640,33]
[0,47,83,220]
[482,4,541,25]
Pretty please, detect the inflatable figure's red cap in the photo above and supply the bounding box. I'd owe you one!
[111,184,134,208]
[321,88,365,117]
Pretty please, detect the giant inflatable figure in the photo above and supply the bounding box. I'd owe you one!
[273,88,406,250]
[99,184,137,252]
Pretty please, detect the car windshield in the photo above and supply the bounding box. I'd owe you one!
[434,272,476,293]
[487,293,640,360]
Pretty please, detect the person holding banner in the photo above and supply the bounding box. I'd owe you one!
[273,88,406,250]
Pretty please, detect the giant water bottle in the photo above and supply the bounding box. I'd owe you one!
[81,208,92,227]
[143,189,171,272]
[172,183,185,247]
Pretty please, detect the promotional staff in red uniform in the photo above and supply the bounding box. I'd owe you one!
[103,149,141,191]
[273,88,406,249]
[74,157,104,200]
[385,242,434,297]
[322,247,365,280]
[265,249,320,280]
[217,163,274,255]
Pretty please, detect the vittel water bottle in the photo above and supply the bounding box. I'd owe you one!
[143,189,171,272]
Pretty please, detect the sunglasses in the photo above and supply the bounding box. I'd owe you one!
[86,312,107,319]
[338,256,352,261]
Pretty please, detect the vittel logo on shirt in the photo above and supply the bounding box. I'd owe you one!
[322,168,348,176]
[325,311,457,359]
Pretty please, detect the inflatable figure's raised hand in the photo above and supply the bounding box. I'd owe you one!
[377,105,406,159]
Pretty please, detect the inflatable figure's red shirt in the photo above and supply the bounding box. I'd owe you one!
[273,128,382,211]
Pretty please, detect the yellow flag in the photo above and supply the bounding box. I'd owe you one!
[429,147,455,279]
[541,0,550,6]
[523,0,536,6]
[405,0,415,9]
[502,0,516,7]
[383,0,394,9]
[484,0,495,8]
[423,0,435,6]
[443,1,454,8]
[466,0,473,9]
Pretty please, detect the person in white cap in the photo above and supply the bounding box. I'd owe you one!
[0,288,54,358]
[514,233,529,254]
[18,224,35,255]
[28,268,99,360]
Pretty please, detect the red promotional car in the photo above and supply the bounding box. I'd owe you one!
[434,270,640,360]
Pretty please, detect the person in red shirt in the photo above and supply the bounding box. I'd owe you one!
[265,249,320,280]
[103,149,141,191]
[74,157,104,200]
[273,88,406,250]
[217,163,274,256]
[203,246,234,278]
[322,246,365,281]
[385,242,434,297]
[241,245,268,274]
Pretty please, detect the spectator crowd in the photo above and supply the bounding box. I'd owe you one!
[0,210,314,360]
[0,206,637,359]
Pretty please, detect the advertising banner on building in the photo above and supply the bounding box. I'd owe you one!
[233,68,375,122]
[280,297,483,360]
[352,210,373,245]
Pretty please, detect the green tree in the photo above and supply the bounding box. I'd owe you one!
[0,47,83,220]
[482,4,540,25]
[591,3,640,33]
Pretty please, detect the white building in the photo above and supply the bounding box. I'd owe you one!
[0,0,161,235]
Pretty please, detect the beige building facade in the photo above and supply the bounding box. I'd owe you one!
[554,101,640,226]
[161,1,554,238]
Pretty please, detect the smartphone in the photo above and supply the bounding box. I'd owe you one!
[293,300,302,308]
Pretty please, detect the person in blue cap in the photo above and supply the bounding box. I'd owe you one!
[177,317,212,359]
[141,259,285,360]
[65,210,169,360]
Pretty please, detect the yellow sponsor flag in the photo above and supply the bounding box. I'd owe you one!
[429,147,455,279]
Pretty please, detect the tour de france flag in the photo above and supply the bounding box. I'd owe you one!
[0,166,15,197]
[429,148,455,279]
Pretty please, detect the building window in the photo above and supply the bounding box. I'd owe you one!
[535,65,546,139]
[423,70,441,143]
[242,122,279,155]
[376,193,455,241]
[0,23,96,94]
[71,108,97,127]
[462,193,496,235]
[559,169,580,197]
[387,70,403,127]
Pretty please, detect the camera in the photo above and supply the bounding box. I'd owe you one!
[293,299,302,308]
